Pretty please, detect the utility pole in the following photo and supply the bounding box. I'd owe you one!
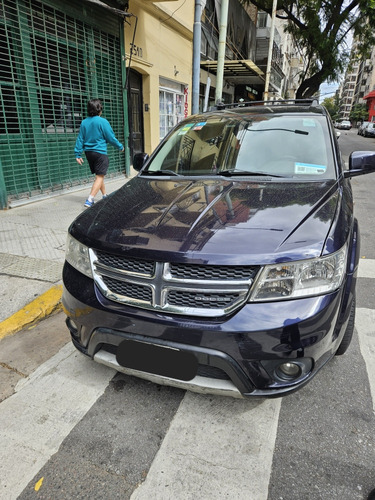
[192,0,203,114]
[263,0,277,101]
[120,17,131,175]
[215,0,229,104]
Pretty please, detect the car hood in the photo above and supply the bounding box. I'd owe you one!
[70,177,345,265]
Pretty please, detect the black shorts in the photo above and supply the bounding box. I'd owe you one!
[85,151,109,175]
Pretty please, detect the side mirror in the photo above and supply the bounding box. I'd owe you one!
[344,151,375,178]
[133,152,149,172]
[336,131,341,139]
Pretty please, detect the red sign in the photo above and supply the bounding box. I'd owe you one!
[184,87,189,118]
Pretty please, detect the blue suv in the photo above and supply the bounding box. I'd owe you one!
[62,100,375,397]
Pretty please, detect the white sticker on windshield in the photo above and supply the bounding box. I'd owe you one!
[294,162,327,175]
[302,119,316,127]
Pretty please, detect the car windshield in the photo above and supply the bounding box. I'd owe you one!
[143,113,335,179]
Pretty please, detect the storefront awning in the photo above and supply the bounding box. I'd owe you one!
[200,59,265,85]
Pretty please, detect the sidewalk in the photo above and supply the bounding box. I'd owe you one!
[0,176,128,339]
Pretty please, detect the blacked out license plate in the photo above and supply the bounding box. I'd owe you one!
[116,339,198,382]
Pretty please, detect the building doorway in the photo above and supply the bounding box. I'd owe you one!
[128,69,144,162]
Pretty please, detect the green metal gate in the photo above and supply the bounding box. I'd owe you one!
[0,0,125,206]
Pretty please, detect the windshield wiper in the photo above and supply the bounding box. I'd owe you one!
[219,169,286,178]
[142,169,181,177]
[249,128,309,135]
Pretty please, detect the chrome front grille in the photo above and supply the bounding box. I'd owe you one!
[169,262,253,281]
[101,276,153,304]
[91,250,259,317]
[95,251,155,276]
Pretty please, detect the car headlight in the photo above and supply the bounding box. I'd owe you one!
[249,244,348,302]
[65,234,93,278]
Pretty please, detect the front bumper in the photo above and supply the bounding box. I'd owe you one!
[62,262,354,398]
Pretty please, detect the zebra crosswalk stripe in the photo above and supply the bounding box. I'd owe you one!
[358,258,375,278]
[356,308,375,412]
[0,343,116,500]
[130,394,281,500]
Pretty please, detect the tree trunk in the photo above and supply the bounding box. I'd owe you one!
[295,68,328,99]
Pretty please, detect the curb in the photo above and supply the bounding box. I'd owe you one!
[0,285,63,341]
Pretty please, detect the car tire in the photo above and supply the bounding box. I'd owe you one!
[335,297,355,356]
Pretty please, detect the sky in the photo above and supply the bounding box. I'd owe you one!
[318,22,354,102]
[319,82,339,101]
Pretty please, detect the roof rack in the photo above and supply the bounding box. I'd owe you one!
[212,98,320,111]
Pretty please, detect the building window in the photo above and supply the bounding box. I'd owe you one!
[257,12,268,28]
[201,0,218,60]
[159,78,185,140]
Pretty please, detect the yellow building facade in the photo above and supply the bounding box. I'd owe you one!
[124,1,194,159]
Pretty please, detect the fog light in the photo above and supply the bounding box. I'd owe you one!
[261,358,313,384]
[276,362,302,380]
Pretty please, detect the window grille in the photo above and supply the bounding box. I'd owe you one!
[0,0,124,202]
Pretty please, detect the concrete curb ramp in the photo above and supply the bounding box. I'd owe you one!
[0,285,62,340]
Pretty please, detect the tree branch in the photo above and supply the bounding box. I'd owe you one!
[239,0,374,98]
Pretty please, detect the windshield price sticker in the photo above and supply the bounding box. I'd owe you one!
[192,122,207,130]
[295,162,327,175]
[178,123,194,135]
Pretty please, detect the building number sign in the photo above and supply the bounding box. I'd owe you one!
[130,43,143,58]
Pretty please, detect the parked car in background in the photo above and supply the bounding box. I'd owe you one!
[362,122,375,138]
[357,122,369,135]
[337,120,352,130]
[63,99,375,399]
